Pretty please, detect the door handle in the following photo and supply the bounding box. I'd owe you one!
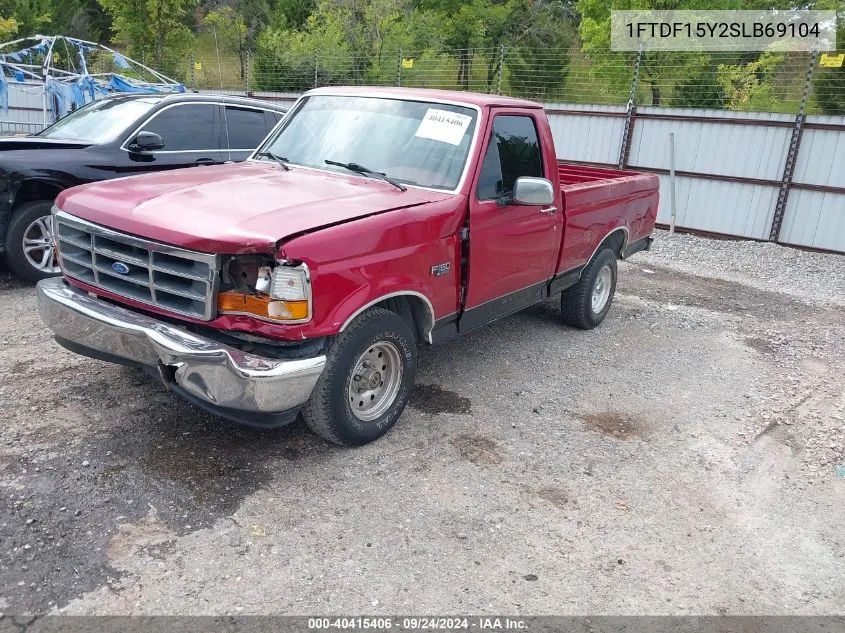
[540,206,558,215]
[194,158,216,165]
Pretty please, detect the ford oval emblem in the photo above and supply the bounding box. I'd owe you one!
[112,262,131,275]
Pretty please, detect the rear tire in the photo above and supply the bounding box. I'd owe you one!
[302,307,417,447]
[4,200,61,283]
[560,248,617,329]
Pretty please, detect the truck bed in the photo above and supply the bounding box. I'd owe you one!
[557,161,659,208]
[553,161,660,274]
[557,163,635,187]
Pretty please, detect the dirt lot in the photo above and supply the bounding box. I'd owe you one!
[1,233,844,616]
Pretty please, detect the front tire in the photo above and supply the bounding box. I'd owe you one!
[302,307,418,446]
[560,248,618,329]
[4,200,61,283]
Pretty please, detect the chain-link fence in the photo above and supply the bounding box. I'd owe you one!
[169,46,845,115]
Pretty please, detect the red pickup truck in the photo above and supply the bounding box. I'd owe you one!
[36,87,659,446]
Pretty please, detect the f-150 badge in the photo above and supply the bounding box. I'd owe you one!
[430,262,451,277]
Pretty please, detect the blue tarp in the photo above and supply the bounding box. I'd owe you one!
[45,73,184,120]
[77,49,88,75]
[45,78,75,118]
[107,74,185,93]
[1,40,49,61]
[81,75,108,100]
[0,74,7,113]
[0,37,185,120]
[67,38,96,51]
[45,75,111,117]
[112,53,131,70]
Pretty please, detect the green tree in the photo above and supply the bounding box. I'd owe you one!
[506,1,578,99]
[269,0,315,29]
[97,0,196,71]
[203,6,247,76]
[716,52,785,111]
[507,30,574,100]
[667,58,723,108]
[256,0,410,89]
[0,0,52,36]
[52,0,111,40]
[255,3,352,90]
[414,0,523,89]
[576,0,744,106]
[812,15,845,115]
[0,13,18,39]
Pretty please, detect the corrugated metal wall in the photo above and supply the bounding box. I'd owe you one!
[628,107,793,241]
[652,175,780,240]
[1,81,46,135]
[629,108,792,181]
[547,105,845,253]
[780,114,845,251]
[545,103,625,166]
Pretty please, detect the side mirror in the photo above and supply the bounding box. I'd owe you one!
[128,131,165,153]
[512,176,555,206]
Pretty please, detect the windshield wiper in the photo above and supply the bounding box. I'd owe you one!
[325,160,407,192]
[256,151,290,171]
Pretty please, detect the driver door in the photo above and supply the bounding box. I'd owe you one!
[461,112,561,331]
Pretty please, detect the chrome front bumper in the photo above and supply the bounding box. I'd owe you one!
[36,277,326,426]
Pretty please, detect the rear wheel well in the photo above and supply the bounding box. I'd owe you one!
[598,228,627,259]
[365,294,433,344]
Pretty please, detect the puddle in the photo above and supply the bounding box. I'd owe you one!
[536,485,571,508]
[744,336,780,355]
[582,411,646,440]
[451,434,504,466]
[410,384,471,415]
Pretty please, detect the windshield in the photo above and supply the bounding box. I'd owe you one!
[259,95,478,191]
[38,97,161,143]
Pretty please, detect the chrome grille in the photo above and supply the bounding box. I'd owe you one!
[55,210,219,321]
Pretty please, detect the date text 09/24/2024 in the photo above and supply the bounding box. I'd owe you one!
[307,617,528,630]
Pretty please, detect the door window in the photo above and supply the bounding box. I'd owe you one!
[477,115,543,200]
[225,106,270,149]
[139,104,217,151]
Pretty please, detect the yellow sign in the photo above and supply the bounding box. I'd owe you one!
[401,58,414,69]
[194,61,202,71]
[820,53,844,68]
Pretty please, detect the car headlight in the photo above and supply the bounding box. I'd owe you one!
[218,260,312,323]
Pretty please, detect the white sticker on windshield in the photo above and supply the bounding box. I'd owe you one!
[415,108,472,146]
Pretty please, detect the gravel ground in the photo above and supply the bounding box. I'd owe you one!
[639,229,845,307]
[0,234,844,616]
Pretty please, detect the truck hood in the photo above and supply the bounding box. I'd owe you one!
[57,161,454,253]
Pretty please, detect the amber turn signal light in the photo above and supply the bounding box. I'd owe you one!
[217,291,309,322]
